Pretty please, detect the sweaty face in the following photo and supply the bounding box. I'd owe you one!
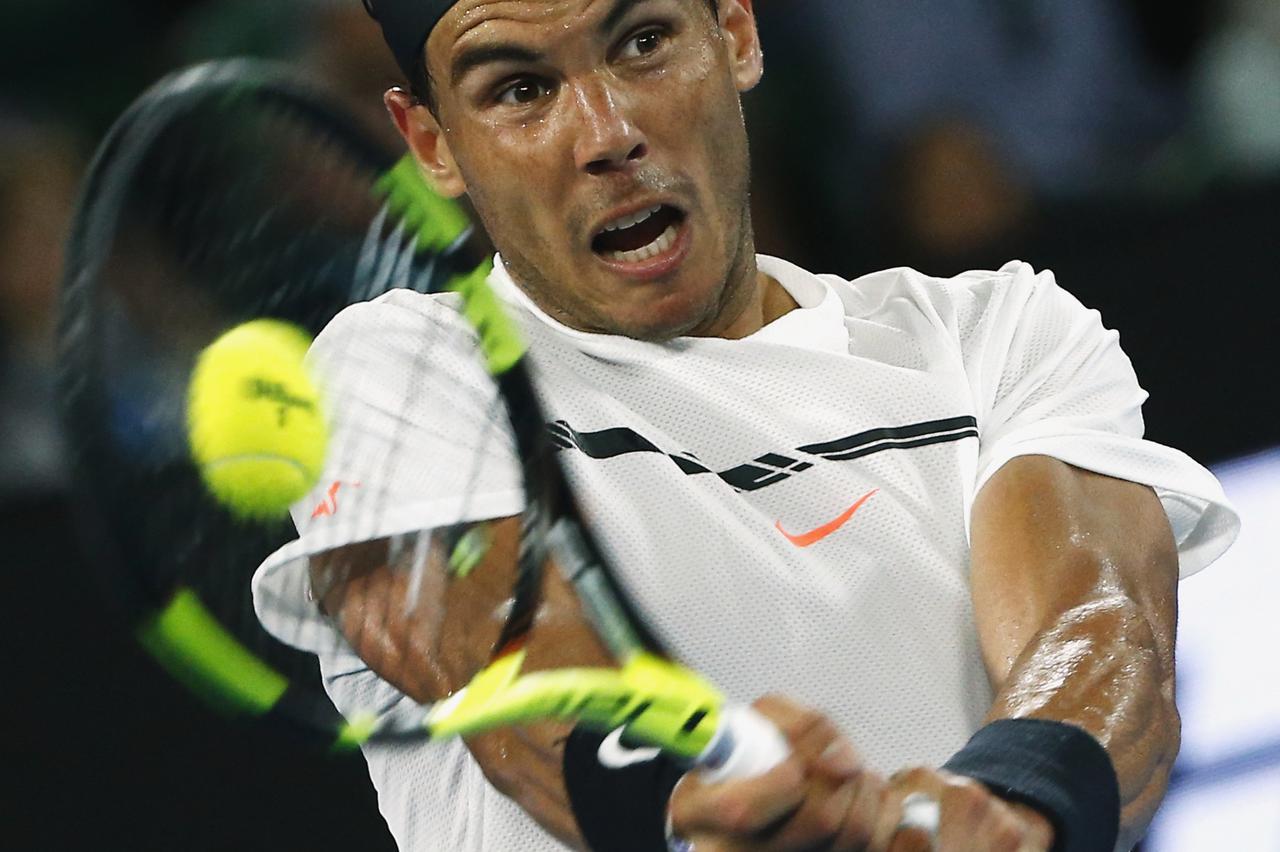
[425,0,762,341]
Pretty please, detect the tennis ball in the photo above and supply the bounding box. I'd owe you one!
[187,319,327,521]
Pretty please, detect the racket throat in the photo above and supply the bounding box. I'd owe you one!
[546,518,659,659]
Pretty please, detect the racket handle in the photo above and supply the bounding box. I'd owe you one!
[695,703,791,783]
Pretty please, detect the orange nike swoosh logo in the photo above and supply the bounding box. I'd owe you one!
[776,489,879,548]
[310,481,362,519]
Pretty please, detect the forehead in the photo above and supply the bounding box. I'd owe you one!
[443,0,597,32]
[429,0,686,58]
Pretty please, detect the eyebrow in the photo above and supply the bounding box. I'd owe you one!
[450,44,545,85]
[449,0,661,85]
[600,0,658,36]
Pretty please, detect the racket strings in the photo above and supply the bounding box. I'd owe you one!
[82,94,413,682]
[68,61,575,739]
[139,107,378,331]
[287,253,535,697]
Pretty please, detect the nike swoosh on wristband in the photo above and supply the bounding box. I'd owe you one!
[775,489,879,548]
[597,726,662,769]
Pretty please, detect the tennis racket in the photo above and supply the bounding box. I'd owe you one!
[58,58,787,779]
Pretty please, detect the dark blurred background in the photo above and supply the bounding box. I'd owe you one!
[3,0,1276,849]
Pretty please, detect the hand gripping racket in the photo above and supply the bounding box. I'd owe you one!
[58,58,787,781]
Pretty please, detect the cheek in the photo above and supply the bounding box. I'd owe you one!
[650,46,721,133]
[650,46,749,178]
[456,135,563,244]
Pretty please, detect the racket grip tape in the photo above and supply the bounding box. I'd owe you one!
[695,703,791,782]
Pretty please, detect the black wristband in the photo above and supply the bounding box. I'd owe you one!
[942,718,1120,852]
[563,726,687,851]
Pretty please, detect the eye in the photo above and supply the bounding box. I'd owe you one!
[495,77,552,107]
[618,27,669,61]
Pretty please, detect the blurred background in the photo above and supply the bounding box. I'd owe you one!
[2,0,1276,848]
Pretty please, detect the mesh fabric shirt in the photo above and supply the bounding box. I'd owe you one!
[254,255,1238,850]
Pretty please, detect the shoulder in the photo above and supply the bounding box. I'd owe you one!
[815,260,1072,344]
[828,260,1044,318]
[317,288,467,342]
[305,288,493,404]
[309,289,472,364]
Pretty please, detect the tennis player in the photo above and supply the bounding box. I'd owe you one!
[255,1,1239,849]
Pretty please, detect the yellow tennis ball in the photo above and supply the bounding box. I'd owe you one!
[187,319,327,521]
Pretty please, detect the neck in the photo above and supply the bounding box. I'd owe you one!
[692,250,799,341]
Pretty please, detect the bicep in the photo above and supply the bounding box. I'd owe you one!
[968,454,1179,689]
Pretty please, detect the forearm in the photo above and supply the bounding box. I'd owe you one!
[312,522,599,849]
[336,595,588,847]
[467,724,587,849]
[986,591,1178,849]
[970,455,1181,849]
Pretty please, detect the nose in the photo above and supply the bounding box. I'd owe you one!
[571,77,648,176]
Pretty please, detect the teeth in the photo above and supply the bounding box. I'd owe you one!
[604,221,680,264]
[602,205,662,233]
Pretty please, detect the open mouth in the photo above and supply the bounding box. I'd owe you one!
[591,205,687,264]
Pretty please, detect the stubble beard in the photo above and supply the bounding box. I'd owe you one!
[479,169,758,343]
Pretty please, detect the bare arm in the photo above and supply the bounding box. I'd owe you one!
[312,517,609,849]
[969,454,1181,849]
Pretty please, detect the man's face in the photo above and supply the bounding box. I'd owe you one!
[419,0,763,341]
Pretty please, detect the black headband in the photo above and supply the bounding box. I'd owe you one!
[362,0,457,81]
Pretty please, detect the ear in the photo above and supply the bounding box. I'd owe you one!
[718,0,764,93]
[384,88,468,198]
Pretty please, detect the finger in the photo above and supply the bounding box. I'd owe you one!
[954,808,1024,852]
[933,779,1052,852]
[752,694,830,751]
[812,736,864,783]
[828,767,885,850]
[753,776,854,851]
[933,782,987,852]
[671,755,808,838]
[679,834,767,852]
[869,769,945,852]
[1007,802,1055,851]
[752,695,864,782]
[759,763,885,852]
[963,796,1052,852]
[885,791,941,852]
[886,830,933,852]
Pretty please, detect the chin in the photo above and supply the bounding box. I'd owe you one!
[615,286,724,342]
